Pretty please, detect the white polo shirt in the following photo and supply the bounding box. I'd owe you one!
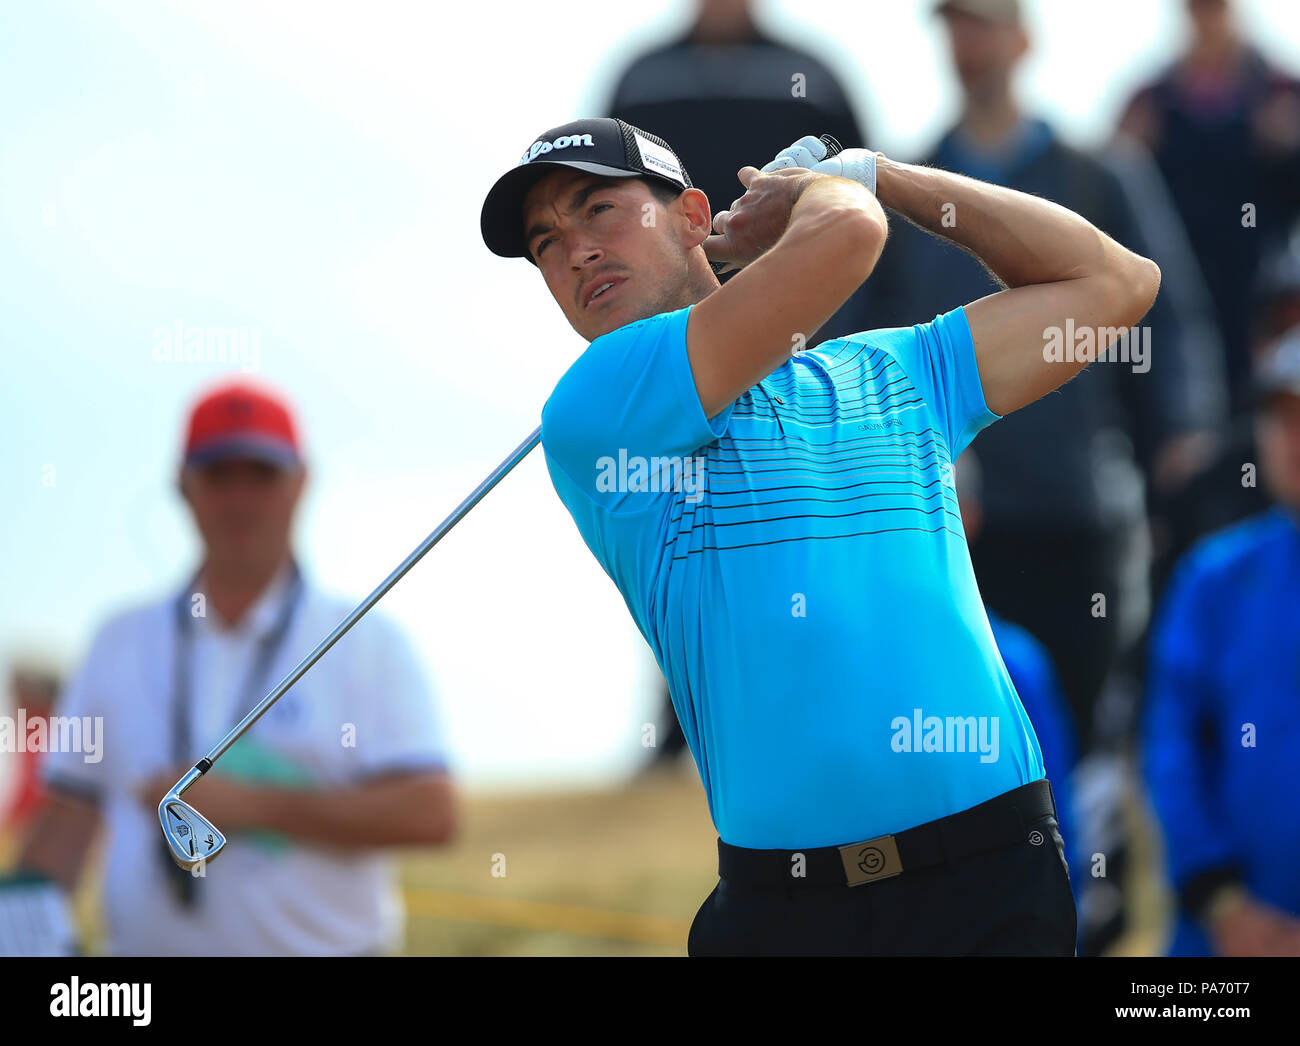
[42,561,450,956]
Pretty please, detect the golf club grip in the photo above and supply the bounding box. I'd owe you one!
[817,134,843,159]
[188,425,543,783]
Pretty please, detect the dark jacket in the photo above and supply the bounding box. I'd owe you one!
[606,25,869,343]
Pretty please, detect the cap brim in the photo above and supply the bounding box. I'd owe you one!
[480,160,644,260]
[185,433,301,469]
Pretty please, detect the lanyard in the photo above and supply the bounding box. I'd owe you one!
[162,559,305,907]
[170,559,305,765]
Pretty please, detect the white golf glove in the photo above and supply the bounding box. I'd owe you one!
[0,871,79,956]
[761,135,879,196]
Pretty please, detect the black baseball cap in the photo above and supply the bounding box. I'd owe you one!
[480,117,693,262]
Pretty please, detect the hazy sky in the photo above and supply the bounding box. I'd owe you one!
[4,0,1300,796]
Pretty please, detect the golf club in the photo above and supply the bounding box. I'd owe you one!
[159,425,542,871]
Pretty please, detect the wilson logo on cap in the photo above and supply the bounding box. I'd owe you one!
[519,133,596,165]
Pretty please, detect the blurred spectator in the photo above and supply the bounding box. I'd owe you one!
[1142,331,1300,956]
[1,380,457,957]
[861,0,1223,757]
[1117,0,1300,413]
[604,0,871,340]
[0,658,63,833]
[1106,135,1229,498]
[956,450,1085,952]
[1157,249,1300,587]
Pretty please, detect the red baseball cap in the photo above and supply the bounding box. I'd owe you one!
[182,380,303,469]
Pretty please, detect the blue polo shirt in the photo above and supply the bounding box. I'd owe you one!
[541,304,1045,848]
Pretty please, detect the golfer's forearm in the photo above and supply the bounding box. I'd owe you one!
[874,155,1138,291]
[257,776,457,848]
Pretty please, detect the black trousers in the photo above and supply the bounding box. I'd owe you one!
[688,811,1076,957]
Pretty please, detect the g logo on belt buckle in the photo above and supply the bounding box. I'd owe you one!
[838,834,903,886]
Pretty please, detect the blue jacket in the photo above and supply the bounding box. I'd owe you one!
[1143,506,1300,955]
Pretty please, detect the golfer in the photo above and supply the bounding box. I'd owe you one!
[480,118,1160,956]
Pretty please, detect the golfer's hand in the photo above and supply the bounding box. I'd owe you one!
[703,166,818,274]
[763,134,880,195]
[1209,891,1300,956]
[761,134,831,174]
[137,767,263,833]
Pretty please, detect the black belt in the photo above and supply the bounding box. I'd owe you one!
[718,779,1058,888]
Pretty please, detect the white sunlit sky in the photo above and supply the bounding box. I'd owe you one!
[4,0,1300,800]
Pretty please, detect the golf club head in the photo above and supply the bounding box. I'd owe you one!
[158,795,226,871]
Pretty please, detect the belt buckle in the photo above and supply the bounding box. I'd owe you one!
[838,834,903,886]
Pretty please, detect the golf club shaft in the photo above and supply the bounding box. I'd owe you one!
[176,425,542,794]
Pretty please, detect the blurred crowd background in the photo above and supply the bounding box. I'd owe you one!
[3,0,1300,956]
